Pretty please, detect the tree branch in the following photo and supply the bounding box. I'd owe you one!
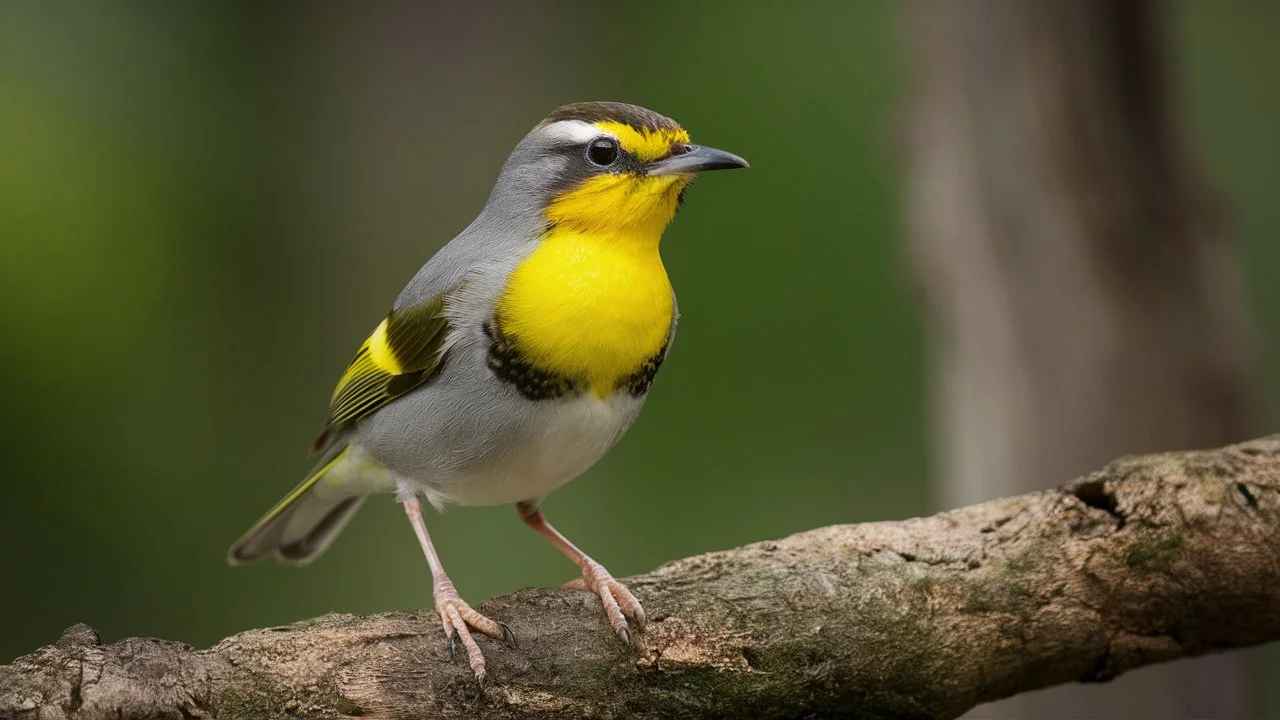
[4,437,1280,720]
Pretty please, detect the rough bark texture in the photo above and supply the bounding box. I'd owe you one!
[903,2,1259,716]
[4,437,1280,720]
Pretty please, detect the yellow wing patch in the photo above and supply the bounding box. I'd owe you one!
[326,339,396,425]
[365,318,402,375]
[593,121,690,163]
[311,296,449,452]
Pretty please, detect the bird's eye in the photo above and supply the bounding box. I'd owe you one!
[586,137,620,167]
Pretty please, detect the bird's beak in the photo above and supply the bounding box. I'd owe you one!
[647,144,749,176]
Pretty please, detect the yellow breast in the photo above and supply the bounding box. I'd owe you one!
[495,226,674,397]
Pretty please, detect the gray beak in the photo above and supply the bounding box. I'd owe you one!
[647,144,749,176]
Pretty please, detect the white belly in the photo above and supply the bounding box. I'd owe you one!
[408,392,642,509]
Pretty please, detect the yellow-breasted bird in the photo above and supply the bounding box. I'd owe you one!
[228,101,748,680]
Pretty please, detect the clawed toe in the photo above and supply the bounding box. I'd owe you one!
[435,592,509,683]
[499,621,518,648]
[518,507,646,648]
[568,562,646,644]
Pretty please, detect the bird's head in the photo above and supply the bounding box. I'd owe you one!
[488,101,748,239]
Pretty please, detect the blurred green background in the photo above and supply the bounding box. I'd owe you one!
[0,0,1275,697]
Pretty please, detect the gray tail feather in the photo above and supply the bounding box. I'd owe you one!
[276,495,366,565]
[228,493,367,566]
[227,443,367,566]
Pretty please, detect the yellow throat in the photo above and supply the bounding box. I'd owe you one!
[495,170,688,397]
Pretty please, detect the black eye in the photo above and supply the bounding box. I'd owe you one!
[586,137,620,167]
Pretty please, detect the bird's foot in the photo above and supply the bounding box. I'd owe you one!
[563,560,646,644]
[433,581,515,684]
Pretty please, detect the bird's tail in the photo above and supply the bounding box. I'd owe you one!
[227,442,366,566]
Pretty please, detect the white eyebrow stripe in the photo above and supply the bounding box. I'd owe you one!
[542,119,611,145]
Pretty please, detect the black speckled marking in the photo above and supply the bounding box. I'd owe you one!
[483,322,578,401]
[619,342,668,397]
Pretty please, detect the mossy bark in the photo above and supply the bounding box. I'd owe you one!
[3,437,1280,719]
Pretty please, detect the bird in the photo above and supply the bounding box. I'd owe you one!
[227,101,748,681]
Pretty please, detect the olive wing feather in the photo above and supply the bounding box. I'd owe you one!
[310,295,449,453]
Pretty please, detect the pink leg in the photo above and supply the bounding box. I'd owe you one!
[517,501,645,643]
[399,481,513,683]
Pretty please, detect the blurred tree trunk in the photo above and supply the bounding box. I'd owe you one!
[904,2,1259,718]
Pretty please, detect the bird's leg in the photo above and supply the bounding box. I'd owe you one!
[397,480,514,682]
[516,501,645,644]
